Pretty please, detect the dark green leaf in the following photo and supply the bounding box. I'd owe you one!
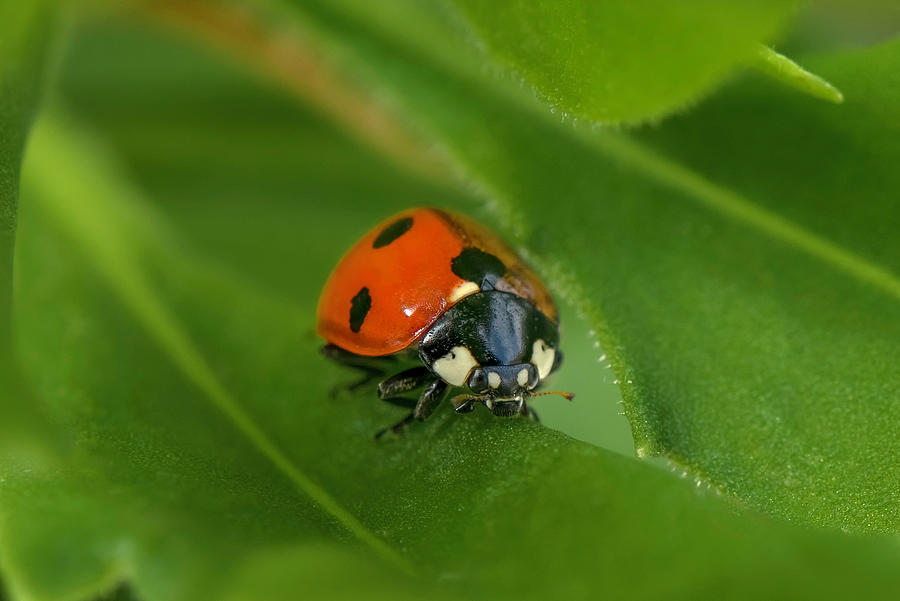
[0,0,54,346]
[0,0,58,517]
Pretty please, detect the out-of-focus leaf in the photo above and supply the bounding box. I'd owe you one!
[0,0,54,344]
[0,0,57,487]
[753,46,843,103]
[221,545,459,601]
[242,0,900,532]
[446,0,798,123]
[4,21,900,601]
[782,0,900,54]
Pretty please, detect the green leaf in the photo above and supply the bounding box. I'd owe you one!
[230,3,900,532]
[630,39,900,523]
[0,0,54,347]
[243,1,900,532]
[753,45,843,103]
[9,112,900,600]
[221,545,460,601]
[445,0,798,123]
[0,0,58,525]
[4,18,900,600]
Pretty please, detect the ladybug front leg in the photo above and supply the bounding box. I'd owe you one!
[376,378,448,439]
[412,379,448,421]
[520,399,540,423]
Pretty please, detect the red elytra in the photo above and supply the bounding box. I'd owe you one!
[316,207,557,357]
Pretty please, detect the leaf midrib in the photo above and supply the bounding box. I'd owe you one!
[22,112,412,574]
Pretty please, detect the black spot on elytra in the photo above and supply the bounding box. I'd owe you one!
[373,217,414,248]
[451,248,506,288]
[349,287,371,333]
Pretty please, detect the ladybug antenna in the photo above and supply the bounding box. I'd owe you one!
[530,390,575,401]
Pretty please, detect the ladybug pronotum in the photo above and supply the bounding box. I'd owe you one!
[317,207,571,436]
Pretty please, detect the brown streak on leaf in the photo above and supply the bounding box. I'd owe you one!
[138,0,452,185]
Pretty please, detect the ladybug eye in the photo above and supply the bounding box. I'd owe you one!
[528,367,540,389]
[516,366,539,390]
[467,368,489,393]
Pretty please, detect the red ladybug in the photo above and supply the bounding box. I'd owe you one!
[317,207,571,436]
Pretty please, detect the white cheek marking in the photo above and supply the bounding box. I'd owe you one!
[517,368,529,387]
[432,346,478,386]
[487,371,501,389]
[448,281,480,303]
[531,339,556,380]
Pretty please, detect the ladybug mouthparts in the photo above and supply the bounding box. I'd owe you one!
[449,391,529,417]
[487,398,528,417]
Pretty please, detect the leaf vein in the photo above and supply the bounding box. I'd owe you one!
[586,131,900,300]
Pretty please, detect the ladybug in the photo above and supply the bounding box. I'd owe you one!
[317,207,572,437]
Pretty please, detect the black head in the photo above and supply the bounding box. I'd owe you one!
[419,291,560,411]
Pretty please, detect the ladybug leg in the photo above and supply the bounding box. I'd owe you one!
[413,379,448,421]
[450,394,479,413]
[376,366,433,401]
[376,379,448,439]
[521,399,541,423]
[321,344,395,396]
[375,414,416,440]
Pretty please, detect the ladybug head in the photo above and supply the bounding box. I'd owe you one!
[419,291,566,414]
[465,363,539,398]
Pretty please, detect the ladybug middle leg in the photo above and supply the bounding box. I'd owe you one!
[376,374,448,439]
[321,344,397,397]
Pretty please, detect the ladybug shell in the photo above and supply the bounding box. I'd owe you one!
[316,207,557,357]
